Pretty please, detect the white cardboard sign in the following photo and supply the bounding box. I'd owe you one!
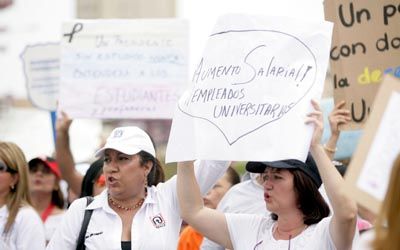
[59,19,188,119]
[21,43,60,111]
[166,14,333,162]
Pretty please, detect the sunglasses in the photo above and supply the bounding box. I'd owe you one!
[29,164,53,175]
[0,162,17,174]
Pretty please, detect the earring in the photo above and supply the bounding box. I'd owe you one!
[10,184,15,191]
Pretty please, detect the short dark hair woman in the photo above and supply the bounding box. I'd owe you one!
[246,154,330,225]
[177,100,358,250]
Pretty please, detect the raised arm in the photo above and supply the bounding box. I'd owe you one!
[177,161,233,249]
[194,160,231,195]
[306,99,357,250]
[55,111,83,195]
[324,100,350,160]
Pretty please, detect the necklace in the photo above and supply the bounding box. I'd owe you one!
[273,224,308,250]
[108,192,146,211]
[273,223,308,240]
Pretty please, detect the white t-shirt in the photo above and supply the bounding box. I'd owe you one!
[44,212,65,243]
[226,214,337,250]
[216,178,266,214]
[356,230,374,250]
[201,179,266,250]
[0,205,46,250]
[47,160,229,250]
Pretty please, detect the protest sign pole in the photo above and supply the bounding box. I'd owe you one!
[50,111,57,146]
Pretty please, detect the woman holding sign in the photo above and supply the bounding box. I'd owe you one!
[47,126,229,249]
[177,100,358,249]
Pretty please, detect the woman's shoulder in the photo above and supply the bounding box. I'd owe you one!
[71,192,109,212]
[0,205,40,225]
[48,209,65,220]
[303,216,332,237]
[52,206,66,215]
[14,205,43,227]
[69,196,95,209]
[17,205,40,218]
[309,216,331,227]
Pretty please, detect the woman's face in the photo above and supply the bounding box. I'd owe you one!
[203,173,233,209]
[262,167,298,214]
[103,149,150,200]
[29,162,58,195]
[0,160,18,198]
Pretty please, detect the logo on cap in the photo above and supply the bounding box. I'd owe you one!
[113,129,124,138]
[150,213,166,228]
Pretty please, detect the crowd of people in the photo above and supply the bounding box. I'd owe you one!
[0,98,398,250]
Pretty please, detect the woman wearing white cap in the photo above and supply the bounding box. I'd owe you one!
[177,100,358,250]
[47,126,229,249]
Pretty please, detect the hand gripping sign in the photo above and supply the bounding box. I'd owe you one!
[166,14,333,163]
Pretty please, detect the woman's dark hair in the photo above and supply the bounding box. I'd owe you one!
[271,168,330,225]
[137,151,165,186]
[52,184,65,209]
[226,167,240,186]
[80,158,104,197]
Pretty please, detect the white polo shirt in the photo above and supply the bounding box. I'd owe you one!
[47,160,229,250]
[0,205,46,250]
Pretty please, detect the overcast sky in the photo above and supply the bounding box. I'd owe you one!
[177,0,325,73]
[0,0,325,98]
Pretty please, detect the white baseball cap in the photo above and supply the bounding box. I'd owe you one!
[95,126,155,157]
